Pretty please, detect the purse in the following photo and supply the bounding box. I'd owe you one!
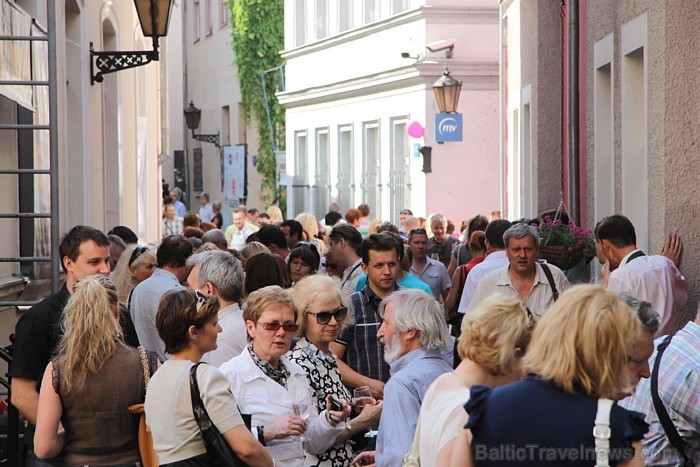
[189,362,249,467]
[128,346,160,467]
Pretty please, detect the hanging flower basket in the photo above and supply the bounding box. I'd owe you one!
[538,245,583,270]
[537,215,595,271]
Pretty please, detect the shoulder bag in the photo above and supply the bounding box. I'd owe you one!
[189,362,249,467]
[651,334,694,466]
[128,346,160,467]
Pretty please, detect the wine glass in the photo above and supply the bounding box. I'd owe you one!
[353,386,377,438]
[292,387,314,443]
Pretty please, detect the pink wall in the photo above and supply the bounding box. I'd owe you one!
[427,90,501,225]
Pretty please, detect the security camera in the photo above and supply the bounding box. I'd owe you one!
[425,39,455,58]
[401,52,411,59]
[400,51,421,60]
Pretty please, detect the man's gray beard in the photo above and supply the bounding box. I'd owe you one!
[383,334,404,365]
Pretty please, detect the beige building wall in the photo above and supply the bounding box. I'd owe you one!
[585,1,700,323]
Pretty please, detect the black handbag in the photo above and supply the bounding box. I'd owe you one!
[189,362,249,467]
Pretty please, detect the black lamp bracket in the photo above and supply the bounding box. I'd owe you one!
[90,40,159,85]
[192,130,221,148]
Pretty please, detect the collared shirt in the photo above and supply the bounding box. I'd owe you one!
[247,343,291,388]
[131,268,183,361]
[173,200,187,218]
[607,250,687,336]
[229,226,255,251]
[467,262,570,321]
[336,285,398,383]
[409,257,451,301]
[340,258,363,298]
[458,250,509,314]
[201,303,247,367]
[199,203,214,223]
[355,272,432,296]
[619,321,700,466]
[162,216,183,238]
[376,348,453,467]
[427,236,459,269]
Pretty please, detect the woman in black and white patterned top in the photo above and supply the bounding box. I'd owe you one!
[289,275,383,467]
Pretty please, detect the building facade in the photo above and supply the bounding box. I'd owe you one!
[280,0,500,225]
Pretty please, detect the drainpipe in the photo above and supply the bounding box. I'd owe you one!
[567,0,580,224]
[182,0,191,208]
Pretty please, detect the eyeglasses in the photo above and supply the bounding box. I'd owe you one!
[409,228,427,235]
[129,245,148,266]
[257,321,299,333]
[194,290,212,313]
[307,306,348,325]
[294,242,319,254]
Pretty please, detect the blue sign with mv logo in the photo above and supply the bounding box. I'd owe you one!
[435,113,463,142]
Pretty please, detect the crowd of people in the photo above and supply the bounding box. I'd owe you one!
[9,198,699,466]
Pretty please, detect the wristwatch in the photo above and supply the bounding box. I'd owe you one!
[344,423,352,432]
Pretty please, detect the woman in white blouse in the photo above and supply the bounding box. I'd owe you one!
[220,285,351,466]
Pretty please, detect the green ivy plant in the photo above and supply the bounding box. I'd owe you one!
[230,0,285,208]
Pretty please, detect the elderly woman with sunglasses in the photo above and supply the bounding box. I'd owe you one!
[220,285,351,466]
[289,275,383,466]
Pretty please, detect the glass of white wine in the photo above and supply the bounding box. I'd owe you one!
[292,387,314,443]
[352,386,377,438]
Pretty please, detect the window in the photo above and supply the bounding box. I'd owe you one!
[361,122,381,219]
[338,0,353,32]
[193,0,201,41]
[315,0,327,40]
[314,129,330,219]
[363,0,378,24]
[389,118,409,225]
[205,0,213,35]
[594,34,614,224]
[295,0,306,47]
[337,126,354,213]
[220,0,229,27]
[293,131,309,215]
[391,0,408,15]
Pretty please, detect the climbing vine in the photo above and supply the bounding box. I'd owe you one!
[230,0,285,207]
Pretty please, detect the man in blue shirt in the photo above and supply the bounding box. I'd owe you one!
[354,288,453,467]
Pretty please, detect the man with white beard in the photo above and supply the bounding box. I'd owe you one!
[354,289,453,467]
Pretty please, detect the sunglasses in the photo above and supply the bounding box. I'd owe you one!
[409,228,427,235]
[307,306,348,325]
[257,321,299,333]
[295,242,319,253]
[194,289,213,313]
[129,245,148,266]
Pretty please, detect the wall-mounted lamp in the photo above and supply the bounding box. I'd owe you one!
[90,0,174,85]
[419,146,432,173]
[184,101,220,148]
[432,67,462,113]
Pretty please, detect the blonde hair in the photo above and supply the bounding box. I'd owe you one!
[522,285,639,398]
[369,219,382,236]
[267,206,284,222]
[57,276,121,394]
[240,241,270,262]
[243,285,299,341]
[295,212,319,239]
[113,244,156,303]
[291,275,352,337]
[459,294,534,375]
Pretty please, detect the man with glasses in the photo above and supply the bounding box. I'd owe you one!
[132,235,193,361]
[328,224,364,297]
[331,234,402,398]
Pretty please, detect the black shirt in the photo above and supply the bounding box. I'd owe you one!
[9,284,70,451]
[427,236,458,269]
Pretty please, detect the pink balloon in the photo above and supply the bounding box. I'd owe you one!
[407,121,425,138]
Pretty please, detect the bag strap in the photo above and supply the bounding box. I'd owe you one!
[189,362,214,431]
[539,263,559,302]
[593,398,614,467]
[651,334,694,467]
[403,413,422,466]
[137,346,151,389]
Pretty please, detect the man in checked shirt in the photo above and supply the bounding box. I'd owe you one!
[331,233,403,399]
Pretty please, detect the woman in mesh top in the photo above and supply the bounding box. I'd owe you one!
[34,276,156,466]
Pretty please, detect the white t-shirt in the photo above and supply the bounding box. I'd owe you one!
[145,359,244,464]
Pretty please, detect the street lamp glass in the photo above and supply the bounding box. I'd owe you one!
[184,101,202,131]
[134,0,175,38]
[432,68,462,114]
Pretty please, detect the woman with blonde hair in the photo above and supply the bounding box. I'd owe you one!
[267,205,284,222]
[113,244,157,304]
[412,294,533,466]
[240,241,271,268]
[451,285,647,467]
[34,276,156,465]
[296,212,326,251]
[289,275,382,466]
